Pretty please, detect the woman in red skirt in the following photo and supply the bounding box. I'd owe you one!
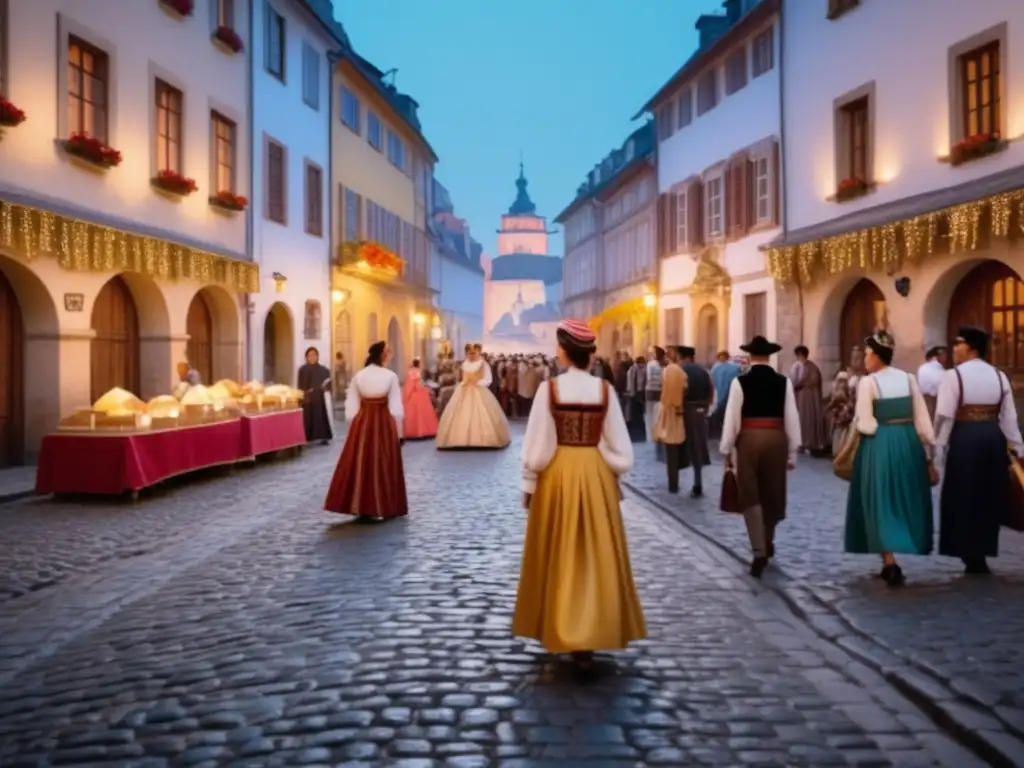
[324,341,408,520]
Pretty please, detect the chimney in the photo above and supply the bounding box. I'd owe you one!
[695,13,730,49]
[723,0,742,23]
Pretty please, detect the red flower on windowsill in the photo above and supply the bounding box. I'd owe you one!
[209,190,248,211]
[834,176,869,202]
[213,26,244,54]
[948,131,1004,166]
[161,0,195,17]
[0,97,26,127]
[63,133,122,168]
[152,169,198,196]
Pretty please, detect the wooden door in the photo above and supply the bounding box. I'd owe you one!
[263,309,277,383]
[697,304,718,365]
[186,292,214,385]
[840,279,885,365]
[949,261,1024,392]
[91,276,140,402]
[0,270,24,467]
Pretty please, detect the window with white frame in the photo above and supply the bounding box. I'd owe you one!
[675,189,688,248]
[367,111,382,151]
[677,88,692,128]
[754,154,771,223]
[302,43,320,110]
[705,175,723,238]
[386,129,405,171]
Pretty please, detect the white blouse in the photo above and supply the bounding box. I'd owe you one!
[344,364,404,437]
[520,367,633,494]
[718,369,802,464]
[461,359,493,387]
[934,358,1023,466]
[854,368,934,456]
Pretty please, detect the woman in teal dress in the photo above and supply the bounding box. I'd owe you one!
[844,331,939,587]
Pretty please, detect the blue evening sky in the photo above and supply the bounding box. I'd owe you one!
[333,0,722,260]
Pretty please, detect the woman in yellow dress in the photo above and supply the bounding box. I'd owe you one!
[513,319,646,670]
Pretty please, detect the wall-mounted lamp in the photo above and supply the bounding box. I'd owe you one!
[331,289,349,304]
[643,292,657,309]
[413,312,426,326]
[272,272,288,293]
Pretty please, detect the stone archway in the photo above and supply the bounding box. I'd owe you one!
[0,255,59,465]
[387,316,403,375]
[696,304,719,365]
[947,260,1024,377]
[186,286,241,384]
[263,302,295,384]
[839,278,887,369]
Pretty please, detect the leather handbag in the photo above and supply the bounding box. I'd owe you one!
[832,425,860,481]
[1006,450,1024,531]
[720,469,740,513]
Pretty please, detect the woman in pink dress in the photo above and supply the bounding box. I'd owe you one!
[403,358,439,440]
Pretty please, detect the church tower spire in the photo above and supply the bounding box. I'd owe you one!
[507,159,536,216]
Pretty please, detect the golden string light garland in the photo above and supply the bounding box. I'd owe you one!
[765,189,1024,285]
[0,199,260,293]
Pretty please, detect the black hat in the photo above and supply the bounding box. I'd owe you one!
[955,325,989,356]
[740,335,782,356]
[678,345,696,358]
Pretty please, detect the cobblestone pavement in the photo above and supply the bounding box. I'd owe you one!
[0,425,983,765]
[624,439,1024,757]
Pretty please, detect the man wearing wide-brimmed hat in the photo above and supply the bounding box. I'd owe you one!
[934,325,1024,574]
[719,335,802,578]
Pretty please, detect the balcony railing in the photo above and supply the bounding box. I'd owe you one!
[336,238,431,291]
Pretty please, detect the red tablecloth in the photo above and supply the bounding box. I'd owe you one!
[35,419,244,496]
[239,409,307,457]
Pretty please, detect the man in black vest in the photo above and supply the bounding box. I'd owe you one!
[719,336,802,577]
[679,346,713,498]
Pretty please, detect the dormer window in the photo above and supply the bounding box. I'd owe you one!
[697,70,718,115]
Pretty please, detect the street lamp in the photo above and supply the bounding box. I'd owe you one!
[413,312,426,326]
[643,291,656,309]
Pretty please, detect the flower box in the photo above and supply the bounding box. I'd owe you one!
[0,97,26,128]
[213,25,244,54]
[209,191,248,212]
[949,132,1005,166]
[338,240,405,276]
[152,169,198,196]
[160,0,194,16]
[834,177,869,202]
[63,133,122,168]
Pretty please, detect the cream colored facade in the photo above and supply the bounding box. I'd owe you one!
[0,0,255,465]
[330,53,436,377]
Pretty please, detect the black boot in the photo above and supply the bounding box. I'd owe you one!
[881,563,905,587]
[690,486,703,499]
[749,556,769,578]
[963,557,991,575]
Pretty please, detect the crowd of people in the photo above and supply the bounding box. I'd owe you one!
[301,318,1022,678]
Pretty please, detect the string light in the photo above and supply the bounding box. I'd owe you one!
[765,190,1024,285]
[0,199,259,292]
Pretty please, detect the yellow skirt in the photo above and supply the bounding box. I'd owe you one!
[512,446,647,653]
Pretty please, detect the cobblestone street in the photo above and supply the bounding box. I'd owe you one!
[0,425,1004,766]
[625,438,1024,764]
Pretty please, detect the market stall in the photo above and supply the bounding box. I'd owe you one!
[34,380,308,498]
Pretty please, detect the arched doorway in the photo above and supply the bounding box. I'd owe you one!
[263,302,294,384]
[387,317,403,375]
[186,291,214,385]
[91,275,140,401]
[949,261,1024,386]
[334,310,352,371]
[696,304,718,365]
[611,327,621,355]
[621,322,634,356]
[840,279,886,366]
[0,269,24,467]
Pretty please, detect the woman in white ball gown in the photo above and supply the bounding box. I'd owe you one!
[436,343,511,450]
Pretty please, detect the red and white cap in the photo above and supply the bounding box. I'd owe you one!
[557,318,596,345]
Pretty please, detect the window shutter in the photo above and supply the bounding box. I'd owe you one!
[688,180,704,249]
[667,191,678,254]
[746,158,756,226]
[733,156,749,235]
[771,140,781,225]
[656,194,667,257]
[723,166,734,240]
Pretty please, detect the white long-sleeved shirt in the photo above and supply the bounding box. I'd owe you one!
[461,358,493,387]
[854,367,934,458]
[934,358,1023,468]
[916,359,945,398]
[645,360,662,392]
[344,364,404,438]
[719,369,802,464]
[520,368,633,494]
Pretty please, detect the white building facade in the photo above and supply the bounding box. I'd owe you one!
[250,0,343,385]
[559,200,601,323]
[767,0,1024,383]
[0,0,255,466]
[640,0,781,364]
